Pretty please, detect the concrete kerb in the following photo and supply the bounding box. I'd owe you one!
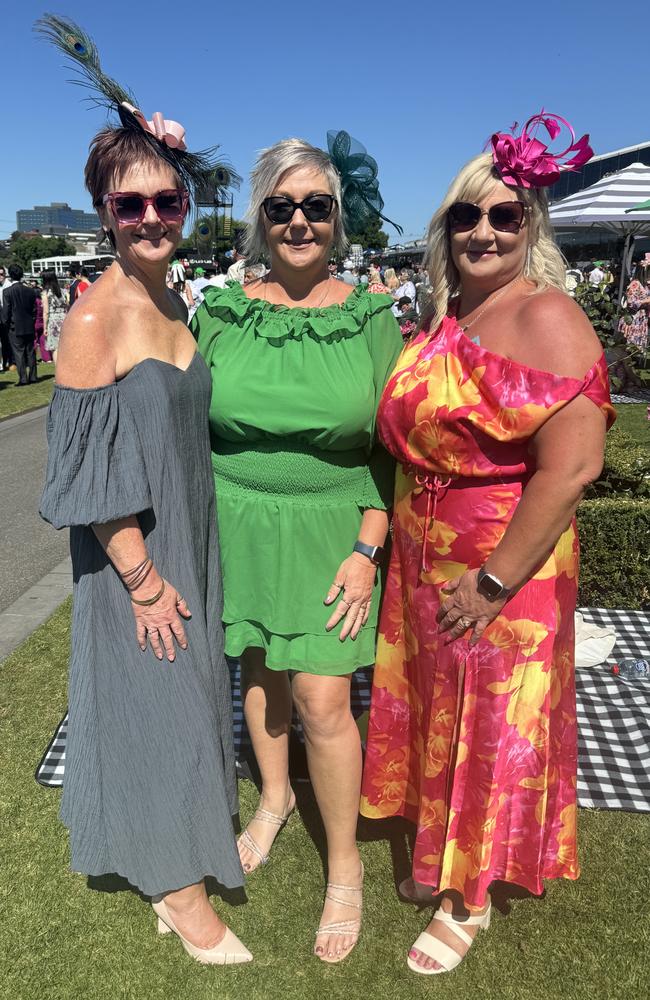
[0,556,73,663]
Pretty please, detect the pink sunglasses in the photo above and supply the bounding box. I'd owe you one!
[101,189,189,226]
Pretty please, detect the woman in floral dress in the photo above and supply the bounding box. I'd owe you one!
[360,115,615,975]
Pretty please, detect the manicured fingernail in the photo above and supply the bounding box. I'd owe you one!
[140,645,145,652]
[181,644,187,650]
[409,949,417,958]
[169,656,175,662]
[157,654,163,660]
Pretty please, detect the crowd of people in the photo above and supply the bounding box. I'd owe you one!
[0,262,93,380]
[32,14,619,982]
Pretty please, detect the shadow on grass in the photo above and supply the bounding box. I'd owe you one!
[88,871,249,908]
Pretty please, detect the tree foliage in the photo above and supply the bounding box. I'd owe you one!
[346,213,389,251]
[0,233,77,271]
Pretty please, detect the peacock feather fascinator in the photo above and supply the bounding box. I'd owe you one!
[34,14,240,204]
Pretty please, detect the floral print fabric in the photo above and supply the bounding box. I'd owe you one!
[360,315,615,907]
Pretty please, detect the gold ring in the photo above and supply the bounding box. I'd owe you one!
[458,617,471,630]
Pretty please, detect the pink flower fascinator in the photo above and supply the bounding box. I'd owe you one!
[121,102,187,151]
[490,111,593,189]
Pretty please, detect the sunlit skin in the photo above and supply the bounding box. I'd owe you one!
[408,177,606,973]
[55,160,241,955]
[238,164,388,963]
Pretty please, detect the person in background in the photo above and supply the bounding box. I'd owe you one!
[391,268,417,317]
[367,266,390,295]
[588,261,605,287]
[383,266,399,294]
[565,266,583,297]
[340,258,358,285]
[42,270,67,364]
[618,268,650,353]
[0,265,15,370]
[1,264,38,385]
[396,294,417,339]
[226,233,247,284]
[358,266,369,285]
[328,259,339,280]
[33,281,51,362]
[207,261,228,288]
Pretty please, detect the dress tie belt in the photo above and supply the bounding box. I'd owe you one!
[409,468,527,576]
[414,473,451,574]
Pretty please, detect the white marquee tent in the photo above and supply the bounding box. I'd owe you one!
[548,162,650,300]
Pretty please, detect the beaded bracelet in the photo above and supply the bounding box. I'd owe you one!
[130,581,165,606]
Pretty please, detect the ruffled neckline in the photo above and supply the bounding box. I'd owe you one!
[199,281,394,343]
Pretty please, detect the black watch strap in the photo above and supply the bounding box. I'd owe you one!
[353,541,383,566]
[477,566,510,601]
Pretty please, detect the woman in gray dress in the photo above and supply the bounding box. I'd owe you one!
[38,16,250,966]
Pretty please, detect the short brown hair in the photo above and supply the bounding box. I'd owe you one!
[85,127,182,207]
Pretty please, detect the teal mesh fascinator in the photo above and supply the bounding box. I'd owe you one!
[327,131,402,236]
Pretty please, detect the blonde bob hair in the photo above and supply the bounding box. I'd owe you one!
[422,152,566,331]
[243,138,348,261]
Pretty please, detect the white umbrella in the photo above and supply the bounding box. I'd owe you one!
[548,162,650,302]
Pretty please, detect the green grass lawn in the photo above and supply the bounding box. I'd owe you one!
[0,363,56,420]
[614,402,650,449]
[1,600,648,1000]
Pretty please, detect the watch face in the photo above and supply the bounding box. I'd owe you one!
[479,572,503,600]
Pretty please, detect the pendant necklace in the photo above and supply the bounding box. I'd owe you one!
[460,277,521,333]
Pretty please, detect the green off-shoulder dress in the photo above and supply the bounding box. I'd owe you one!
[192,283,403,675]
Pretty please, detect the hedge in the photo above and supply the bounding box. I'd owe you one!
[585,425,650,500]
[577,497,650,609]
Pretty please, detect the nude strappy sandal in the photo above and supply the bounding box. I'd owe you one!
[314,862,364,963]
[407,900,491,975]
[237,792,295,873]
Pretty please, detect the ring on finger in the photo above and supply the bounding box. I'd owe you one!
[457,617,471,631]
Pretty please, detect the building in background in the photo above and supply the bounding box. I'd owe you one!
[16,202,99,234]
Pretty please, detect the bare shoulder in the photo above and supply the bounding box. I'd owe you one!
[517,286,603,378]
[56,290,117,389]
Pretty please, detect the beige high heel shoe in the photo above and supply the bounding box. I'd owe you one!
[152,898,252,965]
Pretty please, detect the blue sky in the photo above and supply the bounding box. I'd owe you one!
[2,0,648,243]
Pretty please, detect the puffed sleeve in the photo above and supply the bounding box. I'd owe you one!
[40,385,152,529]
[360,298,404,510]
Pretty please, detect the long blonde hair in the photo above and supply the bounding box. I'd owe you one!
[383,267,399,290]
[422,152,566,331]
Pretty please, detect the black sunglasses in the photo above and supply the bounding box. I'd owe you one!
[262,194,336,225]
[448,201,526,233]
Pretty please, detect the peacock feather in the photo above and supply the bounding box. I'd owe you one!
[35,14,137,113]
[35,14,240,203]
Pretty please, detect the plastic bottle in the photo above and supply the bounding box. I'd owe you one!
[611,658,649,678]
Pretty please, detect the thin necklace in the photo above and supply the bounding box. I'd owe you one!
[460,277,520,332]
[262,275,331,308]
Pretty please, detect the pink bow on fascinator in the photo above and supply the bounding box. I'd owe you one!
[121,101,187,150]
[490,111,593,189]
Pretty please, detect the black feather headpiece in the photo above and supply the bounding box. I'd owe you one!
[35,14,240,205]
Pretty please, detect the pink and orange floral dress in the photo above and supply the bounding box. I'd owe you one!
[360,313,615,907]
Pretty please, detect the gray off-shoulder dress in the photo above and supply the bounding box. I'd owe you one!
[40,354,243,896]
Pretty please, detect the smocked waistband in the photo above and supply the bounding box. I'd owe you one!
[212,440,368,505]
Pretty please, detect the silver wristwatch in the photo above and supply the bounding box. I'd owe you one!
[477,567,511,602]
[353,541,384,566]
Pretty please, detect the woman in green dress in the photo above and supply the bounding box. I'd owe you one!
[192,134,402,963]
